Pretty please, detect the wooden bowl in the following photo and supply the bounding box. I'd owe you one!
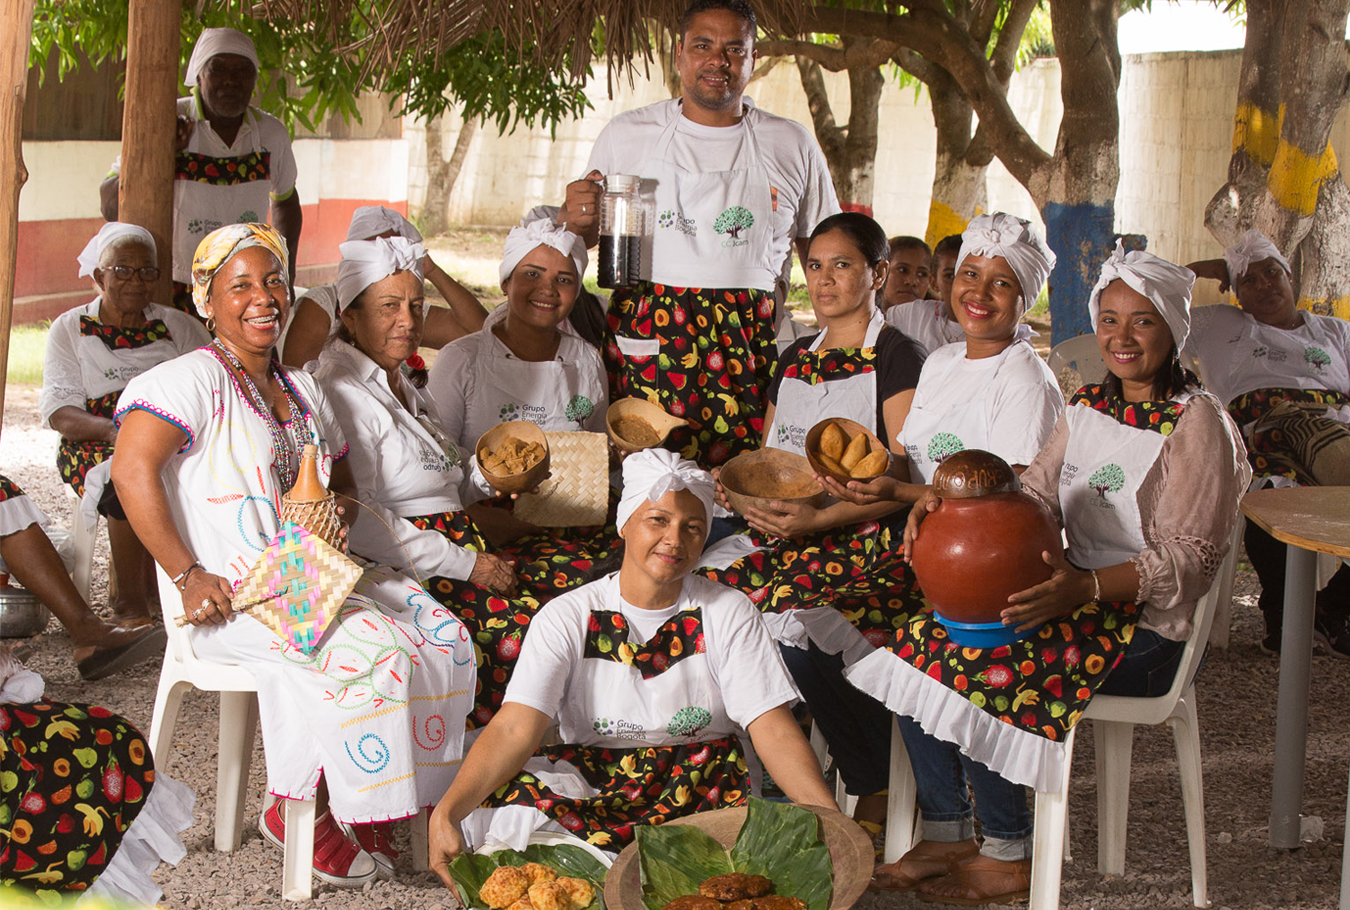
[476,421,551,495]
[805,418,889,485]
[603,804,874,910]
[607,398,688,453]
[719,448,825,515]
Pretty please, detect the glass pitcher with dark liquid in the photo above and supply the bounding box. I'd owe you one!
[597,174,646,289]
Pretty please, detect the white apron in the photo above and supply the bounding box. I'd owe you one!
[645,104,777,292]
[903,348,1019,483]
[766,310,884,454]
[470,309,594,436]
[1058,397,1189,570]
[173,108,274,284]
[1226,316,1350,425]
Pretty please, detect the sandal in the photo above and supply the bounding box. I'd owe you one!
[75,625,167,681]
[868,838,979,892]
[259,799,378,887]
[916,853,1032,905]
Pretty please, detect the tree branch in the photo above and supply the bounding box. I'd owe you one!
[987,0,1039,85]
[757,36,897,72]
[891,46,943,87]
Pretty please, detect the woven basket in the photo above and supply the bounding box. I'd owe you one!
[513,431,611,528]
[282,443,343,549]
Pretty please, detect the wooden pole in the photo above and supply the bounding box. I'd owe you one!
[119,0,179,311]
[0,0,37,436]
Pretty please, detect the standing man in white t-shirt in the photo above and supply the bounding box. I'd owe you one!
[101,28,302,315]
[561,0,839,468]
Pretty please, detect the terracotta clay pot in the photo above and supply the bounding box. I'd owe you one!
[910,450,1061,625]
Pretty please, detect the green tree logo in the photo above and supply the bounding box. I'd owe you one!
[1088,463,1125,498]
[927,432,964,463]
[666,705,712,738]
[1306,346,1332,370]
[714,206,754,239]
[565,394,594,423]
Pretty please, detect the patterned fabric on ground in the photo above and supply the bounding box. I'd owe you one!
[56,391,119,497]
[604,282,776,468]
[1227,387,1350,484]
[0,702,154,900]
[484,736,748,850]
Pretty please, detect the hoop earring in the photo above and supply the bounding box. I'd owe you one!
[205,316,216,333]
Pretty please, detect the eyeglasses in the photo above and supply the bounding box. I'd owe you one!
[105,266,161,282]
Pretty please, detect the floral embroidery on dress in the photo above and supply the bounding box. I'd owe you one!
[583,608,705,680]
[77,316,171,351]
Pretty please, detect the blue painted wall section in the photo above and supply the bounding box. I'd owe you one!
[1042,201,1117,345]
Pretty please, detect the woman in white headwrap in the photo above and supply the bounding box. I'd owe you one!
[40,222,209,626]
[281,205,487,367]
[847,246,1248,904]
[313,236,586,780]
[425,449,837,863]
[111,223,476,889]
[1186,228,1350,654]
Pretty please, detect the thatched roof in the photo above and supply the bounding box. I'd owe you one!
[241,0,808,79]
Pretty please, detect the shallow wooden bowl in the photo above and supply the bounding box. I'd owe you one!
[476,421,551,495]
[606,398,688,453]
[805,417,889,485]
[719,448,825,515]
[603,804,874,910]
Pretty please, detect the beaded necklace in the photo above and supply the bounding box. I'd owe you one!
[212,339,306,489]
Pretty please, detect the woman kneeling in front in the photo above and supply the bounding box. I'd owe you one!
[427,449,837,867]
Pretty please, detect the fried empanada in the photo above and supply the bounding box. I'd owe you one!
[819,421,846,460]
[850,449,889,478]
[839,431,869,470]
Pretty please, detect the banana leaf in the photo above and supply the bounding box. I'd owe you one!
[636,799,833,910]
[448,843,609,910]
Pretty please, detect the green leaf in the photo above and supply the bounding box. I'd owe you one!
[446,853,501,909]
[636,825,732,910]
[730,801,833,910]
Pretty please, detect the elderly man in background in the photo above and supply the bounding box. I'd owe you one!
[100,27,302,314]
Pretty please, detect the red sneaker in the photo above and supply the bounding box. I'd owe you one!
[258,799,378,888]
[348,820,398,880]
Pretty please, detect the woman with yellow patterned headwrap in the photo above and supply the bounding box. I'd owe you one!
[110,224,478,888]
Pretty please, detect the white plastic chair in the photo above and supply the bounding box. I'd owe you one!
[148,567,317,901]
[884,536,1237,909]
[66,487,97,603]
[1047,334,1106,398]
[1206,521,1244,649]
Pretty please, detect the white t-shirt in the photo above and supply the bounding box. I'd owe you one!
[901,340,1063,479]
[586,98,839,284]
[40,300,209,425]
[505,573,798,746]
[884,299,965,354]
[1184,303,1350,411]
[312,341,478,581]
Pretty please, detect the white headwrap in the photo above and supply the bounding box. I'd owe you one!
[346,205,423,243]
[500,219,588,285]
[617,449,716,539]
[1088,241,1195,350]
[336,237,427,309]
[956,213,1057,311]
[77,222,157,278]
[185,28,259,85]
[1223,228,1291,286]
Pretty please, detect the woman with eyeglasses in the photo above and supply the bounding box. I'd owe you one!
[40,222,209,628]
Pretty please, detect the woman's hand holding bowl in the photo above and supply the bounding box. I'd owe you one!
[742,498,825,539]
[816,471,904,506]
[1001,549,1095,633]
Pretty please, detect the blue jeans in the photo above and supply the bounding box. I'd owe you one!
[706,516,748,547]
[780,643,891,796]
[896,628,1189,860]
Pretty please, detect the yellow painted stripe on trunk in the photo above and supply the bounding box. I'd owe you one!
[1268,128,1339,217]
[925,200,978,249]
[1232,99,1280,165]
[1298,294,1350,320]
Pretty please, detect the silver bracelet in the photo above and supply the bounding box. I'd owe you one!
[1090,569,1102,602]
[171,561,202,591]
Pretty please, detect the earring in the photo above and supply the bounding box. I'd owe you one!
[205,316,216,333]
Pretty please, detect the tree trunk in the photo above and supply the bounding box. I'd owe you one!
[793,46,884,214]
[420,115,478,237]
[119,0,179,312]
[926,69,988,247]
[0,0,37,433]
[1205,0,1350,317]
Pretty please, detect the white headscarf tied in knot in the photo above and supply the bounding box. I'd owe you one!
[956,213,1057,311]
[1088,241,1196,350]
[1223,228,1291,286]
[77,222,157,278]
[617,449,715,538]
[500,218,588,286]
[336,237,426,310]
[185,27,259,84]
[346,205,424,244]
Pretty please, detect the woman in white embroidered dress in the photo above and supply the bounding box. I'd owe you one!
[41,222,208,625]
[111,223,476,889]
[846,247,1248,904]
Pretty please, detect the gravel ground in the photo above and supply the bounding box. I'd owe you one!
[4,383,1348,909]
